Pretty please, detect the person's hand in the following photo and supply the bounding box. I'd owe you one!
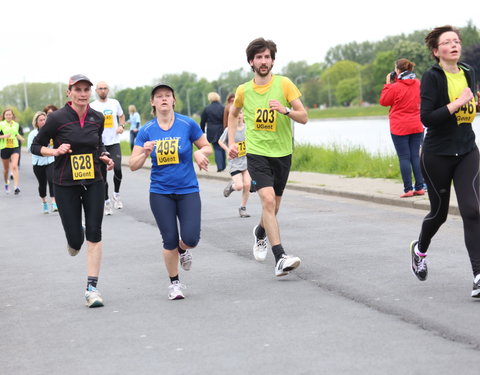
[385,73,392,84]
[116,126,124,134]
[100,155,114,170]
[132,128,139,133]
[194,150,209,172]
[457,87,474,106]
[54,143,72,156]
[228,143,238,159]
[269,99,287,114]
[143,141,155,156]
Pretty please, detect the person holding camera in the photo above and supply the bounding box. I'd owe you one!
[379,58,425,198]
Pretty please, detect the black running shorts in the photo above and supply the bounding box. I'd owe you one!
[246,153,291,196]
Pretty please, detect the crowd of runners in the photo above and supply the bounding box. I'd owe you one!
[2,26,480,307]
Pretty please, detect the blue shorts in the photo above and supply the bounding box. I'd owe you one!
[149,192,201,250]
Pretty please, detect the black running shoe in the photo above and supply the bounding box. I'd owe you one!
[471,275,480,298]
[410,240,428,281]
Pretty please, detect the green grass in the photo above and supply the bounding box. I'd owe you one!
[122,139,401,181]
[292,143,400,179]
[308,105,389,119]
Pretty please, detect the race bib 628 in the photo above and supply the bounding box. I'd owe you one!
[71,153,95,180]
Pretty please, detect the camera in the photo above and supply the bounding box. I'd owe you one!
[389,71,397,82]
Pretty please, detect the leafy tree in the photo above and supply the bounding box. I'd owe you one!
[319,60,361,106]
[392,40,431,76]
[463,44,480,88]
[336,78,359,106]
[325,41,376,66]
[461,20,480,48]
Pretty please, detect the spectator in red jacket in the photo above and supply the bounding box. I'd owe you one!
[380,58,425,197]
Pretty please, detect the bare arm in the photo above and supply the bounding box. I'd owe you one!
[193,134,212,171]
[227,106,241,159]
[129,143,153,171]
[269,98,308,124]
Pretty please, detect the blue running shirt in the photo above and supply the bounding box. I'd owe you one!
[135,113,204,194]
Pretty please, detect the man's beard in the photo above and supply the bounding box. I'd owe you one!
[254,64,272,77]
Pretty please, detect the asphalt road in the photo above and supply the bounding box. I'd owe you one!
[1,163,479,375]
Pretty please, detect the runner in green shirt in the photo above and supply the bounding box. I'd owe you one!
[228,37,308,277]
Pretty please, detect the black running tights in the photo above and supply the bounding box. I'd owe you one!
[419,147,480,276]
[54,180,105,250]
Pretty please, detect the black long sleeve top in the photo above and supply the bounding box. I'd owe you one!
[31,103,107,186]
[420,62,477,155]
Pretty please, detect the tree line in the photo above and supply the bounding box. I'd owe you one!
[1,21,479,127]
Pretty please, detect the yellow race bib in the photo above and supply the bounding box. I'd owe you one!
[254,108,277,132]
[104,110,114,128]
[454,98,476,125]
[156,139,179,165]
[237,141,246,157]
[71,153,95,180]
[6,137,14,148]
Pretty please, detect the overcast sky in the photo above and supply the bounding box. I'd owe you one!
[1,0,477,91]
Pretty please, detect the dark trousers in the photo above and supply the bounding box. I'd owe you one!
[391,132,424,192]
[419,147,480,276]
[100,143,122,200]
[212,142,226,172]
[33,163,54,198]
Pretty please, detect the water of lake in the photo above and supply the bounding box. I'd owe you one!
[293,117,480,155]
[120,116,480,156]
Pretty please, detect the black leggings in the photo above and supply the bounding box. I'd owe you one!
[54,180,105,250]
[33,164,54,198]
[100,143,122,200]
[419,148,480,276]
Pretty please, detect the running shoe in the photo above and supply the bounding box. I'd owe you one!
[85,286,104,307]
[471,274,480,298]
[410,240,428,281]
[239,206,250,218]
[4,184,10,194]
[104,201,113,216]
[223,181,234,197]
[275,254,301,277]
[414,189,425,196]
[51,202,58,212]
[252,225,268,262]
[14,187,20,195]
[112,195,123,209]
[67,244,80,257]
[179,250,192,271]
[168,281,185,300]
[400,190,414,198]
[42,202,49,214]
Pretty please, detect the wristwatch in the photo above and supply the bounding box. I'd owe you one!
[284,107,291,116]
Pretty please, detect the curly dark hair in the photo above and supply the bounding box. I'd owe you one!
[425,25,461,62]
[246,38,277,65]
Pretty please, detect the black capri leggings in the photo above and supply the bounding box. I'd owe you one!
[54,180,105,250]
[33,163,54,198]
[419,147,480,276]
[150,192,201,250]
[100,143,122,199]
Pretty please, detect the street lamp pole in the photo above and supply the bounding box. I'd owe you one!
[186,88,191,117]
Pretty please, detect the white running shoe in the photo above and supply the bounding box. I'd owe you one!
[104,201,113,216]
[179,250,192,271]
[85,286,104,307]
[112,195,123,209]
[168,281,186,300]
[275,254,301,277]
[252,225,268,262]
